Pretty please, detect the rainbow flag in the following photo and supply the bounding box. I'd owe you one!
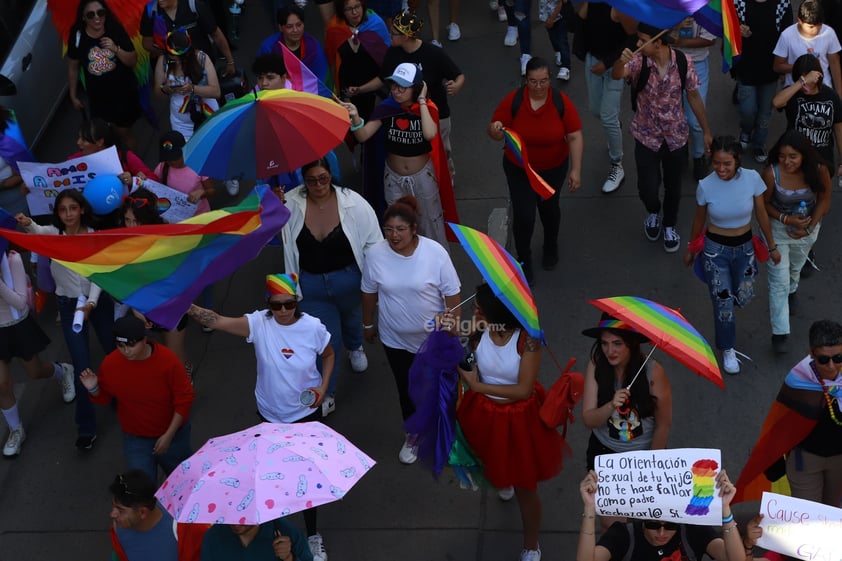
[502,129,556,201]
[0,187,290,330]
[595,0,741,71]
[279,42,333,99]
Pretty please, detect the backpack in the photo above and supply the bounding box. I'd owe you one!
[630,48,688,112]
[510,86,566,121]
[620,522,697,561]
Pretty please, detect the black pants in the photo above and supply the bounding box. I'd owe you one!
[503,157,567,263]
[383,345,417,421]
[634,140,687,228]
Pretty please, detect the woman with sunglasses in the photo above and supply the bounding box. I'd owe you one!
[16,189,116,451]
[343,63,456,249]
[153,30,221,141]
[187,273,333,560]
[361,196,461,463]
[578,468,745,561]
[282,159,382,417]
[736,320,842,509]
[66,1,141,151]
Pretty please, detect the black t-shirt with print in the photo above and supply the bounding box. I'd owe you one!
[598,522,718,561]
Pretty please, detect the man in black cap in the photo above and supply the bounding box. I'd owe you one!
[612,22,713,255]
[80,315,194,482]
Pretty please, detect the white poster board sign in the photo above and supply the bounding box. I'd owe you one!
[758,492,842,560]
[594,448,723,525]
[132,177,198,224]
[20,146,123,215]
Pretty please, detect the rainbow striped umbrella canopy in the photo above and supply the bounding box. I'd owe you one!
[448,223,541,339]
[589,296,723,389]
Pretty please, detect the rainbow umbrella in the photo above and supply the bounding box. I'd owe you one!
[184,89,349,180]
[447,222,542,339]
[589,296,723,389]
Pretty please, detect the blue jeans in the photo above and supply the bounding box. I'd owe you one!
[767,220,820,335]
[57,295,115,437]
[546,19,570,68]
[123,421,193,483]
[585,52,624,164]
[701,238,757,350]
[737,80,777,150]
[297,264,364,396]
[682,57,709,158]
[504,0,531,55]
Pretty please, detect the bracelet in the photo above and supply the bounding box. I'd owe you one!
[783,215,788,225]
[582,512,595,518]
[768,245,777,252]
[350,118,365,131]
[89,385,99,394]
[417,96,427,103]
[722,513,734,524]
[723,522,738,533]
[363,323,375,329]
[779,213,785,224]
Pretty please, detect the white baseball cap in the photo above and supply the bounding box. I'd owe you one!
[386,63,422,87]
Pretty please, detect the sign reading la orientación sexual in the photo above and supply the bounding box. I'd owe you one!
[758,492,842,561]
[594,448,722,525]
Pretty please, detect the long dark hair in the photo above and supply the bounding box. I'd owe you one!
[590,331,656,418]
[166,30,204,85]
[768,130,829,193]
[52,189,94,231]
[121,187,164,226]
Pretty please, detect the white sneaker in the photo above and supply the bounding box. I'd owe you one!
[225,179,240,196]
[58,362,76,403]
[447,22,461,41]
[644,213,661,241]
[723,348,740,375]
[520,548,542,561]
[308,533,327,561]
[321,396,336,417]
[3,427,25,457]
[504,26,518,46]
[554,52,562,66]
[398,434,418,464]
[349,346,368,372]
[520,54,532,75]
[663,227,681,253]
[431,39,443,47]
[498,485,515,500]
[556,67,570,81]
[498,5,508,21]
[602,162,625,193]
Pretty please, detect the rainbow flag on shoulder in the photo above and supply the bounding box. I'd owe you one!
[502,128,556,201]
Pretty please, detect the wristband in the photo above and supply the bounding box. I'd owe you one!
[89,385,99,394]
[363,323,375,329]
[350,118,365,131]
[722,513,734,524]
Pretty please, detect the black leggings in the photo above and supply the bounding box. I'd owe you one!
[383,345,417,421]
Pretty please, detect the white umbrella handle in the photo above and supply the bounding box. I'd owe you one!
[447,293,476,313]
[625,344,658,390]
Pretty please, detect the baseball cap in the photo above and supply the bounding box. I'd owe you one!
[113,315,146,344]
[159,130,186,162]
[386,63,423,88]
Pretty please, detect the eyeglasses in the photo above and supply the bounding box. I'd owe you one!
[268,300,297,311]
[345,4,363,12]
[115,338,142,348]
[642,521,679,531]
[383,226,410,234]
[389,83,408,92]
[527,78,550,87]
[125,197,150,209]
[815,354,842,365]
[85,9,106,19]
[304,174,331,187]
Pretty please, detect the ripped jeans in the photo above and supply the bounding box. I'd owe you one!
[701,237,757,350]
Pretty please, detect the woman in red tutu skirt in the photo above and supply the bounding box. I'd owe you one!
[456,283,562,561]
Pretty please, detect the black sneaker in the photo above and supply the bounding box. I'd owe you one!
[800,250,817,278]
[788,292,798,315]
[542,248,558,271]
[75,434,97,451]
[693,157,708,181]
[644,213,661,241]
[771,334,788,354]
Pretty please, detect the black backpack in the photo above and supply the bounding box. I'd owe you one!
[510,86,566,120]
[630,48,688,112]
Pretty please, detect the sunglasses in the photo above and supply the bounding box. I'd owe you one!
[304,174,331,187]
[815,354,842,365]
[85,9,106,19]
[642,521,679,531]
[268,300,297,311]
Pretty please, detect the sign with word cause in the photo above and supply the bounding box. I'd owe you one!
[758,492,842,561]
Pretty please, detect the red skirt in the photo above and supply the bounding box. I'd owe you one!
[457,384,563,490]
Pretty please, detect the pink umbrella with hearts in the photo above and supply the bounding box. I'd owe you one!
[155,421,376,525]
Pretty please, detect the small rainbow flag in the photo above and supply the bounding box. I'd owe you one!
[279,42,333,99]
[0,187,290,330]
[502,128,556,201]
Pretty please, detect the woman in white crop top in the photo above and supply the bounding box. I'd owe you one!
[761,130,831,354]
[456,283,563,559]
[684,136,779,375]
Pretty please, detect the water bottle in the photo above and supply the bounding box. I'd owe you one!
[788,201,808,236]
[228,1,242,44]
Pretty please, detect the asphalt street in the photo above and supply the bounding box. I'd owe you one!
[1,1,837,560]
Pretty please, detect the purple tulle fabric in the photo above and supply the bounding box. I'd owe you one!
[403,329,465,476]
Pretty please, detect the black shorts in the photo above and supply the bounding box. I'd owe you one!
[0,314,50,362]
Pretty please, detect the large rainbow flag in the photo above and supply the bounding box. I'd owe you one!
[0,187,289,330]
[596,0,741,71]
[502,128,556,201]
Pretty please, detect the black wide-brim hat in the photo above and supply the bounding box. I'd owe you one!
[581,312,650,344]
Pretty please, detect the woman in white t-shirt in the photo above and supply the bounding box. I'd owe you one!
[683,136,779,375]
[187,272,333,550]
[361,196,461,464]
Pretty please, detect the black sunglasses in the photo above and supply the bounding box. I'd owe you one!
[85,9,106,19]
[268,300,297,311]
[815,354,842,365]
[643,521,679,531]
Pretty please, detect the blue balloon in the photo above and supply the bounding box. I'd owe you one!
[83,174,125,215]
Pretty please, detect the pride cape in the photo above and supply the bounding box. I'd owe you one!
[733,356,842,503]
[0,187,289,330]
[258,32,334,98]
[324,10,390,93]
[503,128,556,200]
